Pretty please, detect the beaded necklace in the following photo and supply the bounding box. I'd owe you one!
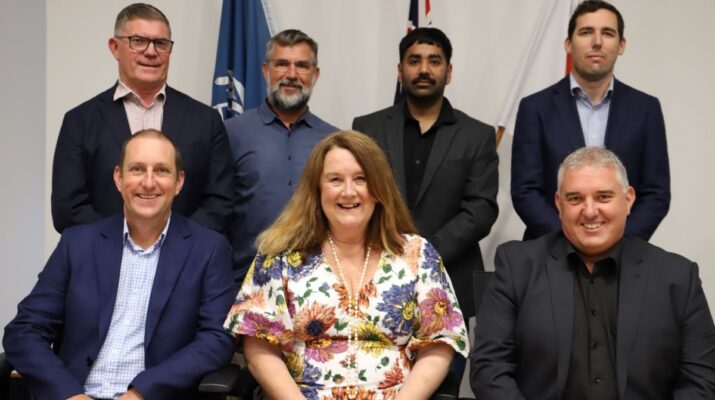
[326,232,371,384]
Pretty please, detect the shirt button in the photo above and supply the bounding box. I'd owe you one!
[288,181,293,186]
[288,156,292,160]
[594,377,601,383]
[591,309,597,316]
[591,342,599,350]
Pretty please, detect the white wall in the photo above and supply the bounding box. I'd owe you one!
[0,0,46,350]
[3,0,715,354]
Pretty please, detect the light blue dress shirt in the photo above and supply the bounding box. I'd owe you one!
[84,218,169,398]
[570,74,614,147]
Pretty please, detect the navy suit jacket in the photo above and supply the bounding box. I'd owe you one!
[3,215,236,400]
[51,84,234,234]
[471,233,715,400]
[353,100,499,317]
[511,77,670,240]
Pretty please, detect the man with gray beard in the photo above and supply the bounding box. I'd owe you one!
[225,29,336,282]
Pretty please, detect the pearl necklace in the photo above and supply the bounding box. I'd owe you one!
[327,232,371,384]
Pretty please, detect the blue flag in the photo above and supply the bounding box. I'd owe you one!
[212,0,272,120]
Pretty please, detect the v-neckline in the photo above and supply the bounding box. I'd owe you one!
[321,249,384,296]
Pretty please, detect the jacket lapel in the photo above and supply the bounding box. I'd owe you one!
[384,106,407,193]
[95,215,125,341]
[97,85,132,147]
[616,237,647,398]
[415,122,458,205]
[161,86,186,142]
[604,79,625,150]
[552,78,586,150]
[546,239,575,397]
[144,216,192,348]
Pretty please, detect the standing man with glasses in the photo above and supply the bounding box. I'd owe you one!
[225,29,336,281]
[51,3,233,238]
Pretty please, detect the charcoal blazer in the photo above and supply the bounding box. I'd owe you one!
[51,84,233,234]
[3,214,236,400]
[511,77,670,240]
[471,233,715,400]
[353,101,499,317]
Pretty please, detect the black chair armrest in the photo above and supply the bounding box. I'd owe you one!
[198,364,242,393]
[0,352,12,377]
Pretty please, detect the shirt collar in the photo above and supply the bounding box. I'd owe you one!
[401,97,458,127]
[123,214,171,252]
[113,79,167,105]
[258,98,315,128]
[564,236,624,272]
[569,74,614,104]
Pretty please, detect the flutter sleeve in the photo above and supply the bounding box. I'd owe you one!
[224,252,294,346]
[406,237,470,359]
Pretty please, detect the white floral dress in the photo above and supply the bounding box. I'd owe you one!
[224,234,469,400]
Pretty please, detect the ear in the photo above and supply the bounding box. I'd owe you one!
[312,66,320,85]
[397,63,403,84]
[113,166,123,192]
[175,170,185,195]
[564,37,572,55]
[446,63,453,85]
[625,186,635,214]
[108,37,120,60]
[554,191,563,217]
[262,62,270,81]
[618,36,627,56]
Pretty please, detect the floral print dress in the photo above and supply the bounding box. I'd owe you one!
[224,234,469,400]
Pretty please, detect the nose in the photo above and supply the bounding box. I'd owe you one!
[593,32,603,48]
[144,40,159,56]
[141,170,158,189]
[582,198,598,218]
[285,62,298,78]
[342,179,357,196]
[419,60,430,73]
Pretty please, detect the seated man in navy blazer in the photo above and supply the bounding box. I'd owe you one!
[4,130,235,400]
[471,147,715,399]
[51,3,233,236]
[511,0,670,241]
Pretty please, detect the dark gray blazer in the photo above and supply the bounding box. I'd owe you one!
[353,100,498,317]
[471,233,715,400]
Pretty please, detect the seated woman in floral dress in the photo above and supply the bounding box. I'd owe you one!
[224,131,468,399]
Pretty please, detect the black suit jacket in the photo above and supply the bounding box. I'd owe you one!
[353,100,499,317]
[511,77,670,240]
[51,84,233,234]
[471,233,715,400]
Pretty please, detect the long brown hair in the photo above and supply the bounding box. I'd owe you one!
[256,130,416,256]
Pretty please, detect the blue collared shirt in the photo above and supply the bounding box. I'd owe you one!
[84,218,170,398]
[225,100,336,278]
[570,74,614,147]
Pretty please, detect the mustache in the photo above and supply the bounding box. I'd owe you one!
[411,74,435,85]
[277,78,303,89]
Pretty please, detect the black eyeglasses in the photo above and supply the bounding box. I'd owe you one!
[115,35,174,54]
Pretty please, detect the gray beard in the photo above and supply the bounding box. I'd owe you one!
[267,81,312,110]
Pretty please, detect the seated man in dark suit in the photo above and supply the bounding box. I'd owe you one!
[51,3,233,236]
[3,130,235,400]
[471,147,715,399]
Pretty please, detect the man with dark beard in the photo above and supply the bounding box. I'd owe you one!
[353,27,498,353]
[225,29,336,281]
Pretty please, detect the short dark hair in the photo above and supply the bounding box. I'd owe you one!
[568,0,624,40]
[399,27,452,63]
[115,3,171,37]
[265,29,319,65]
[118,129,183,174]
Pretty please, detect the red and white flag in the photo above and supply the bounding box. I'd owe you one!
[496,0,582,144]
[394,0,432,103]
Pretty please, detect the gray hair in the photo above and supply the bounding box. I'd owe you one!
[114,3,171,37]
[265,29,318,65]
[557,147,629,193]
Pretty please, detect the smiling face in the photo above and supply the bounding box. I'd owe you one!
[398,43,452,102]
[556,165,634,265]
[263,42,319,111]
[320,147,376,239]
[114,135,184,227]
[565,9,625,84]
[109,18,171,94]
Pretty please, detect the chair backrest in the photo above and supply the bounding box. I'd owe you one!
[473,271,494,315]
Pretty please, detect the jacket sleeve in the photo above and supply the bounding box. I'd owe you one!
[510,97,561,237]
[470,245,527,400]
[433,123,498,264]
[624,97,670,240]
[2,234,86,399]
[187,111,235,233]
[130,237,236,398]
[673,262,715,399]
[51,111,104,233]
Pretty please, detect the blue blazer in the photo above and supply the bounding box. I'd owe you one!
[51,84,234,234]
[471,233,715,400]
[511,77,670,240]
[3,214,236,400]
